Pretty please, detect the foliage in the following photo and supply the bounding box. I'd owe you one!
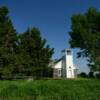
[78,72,88,78]
[69,7,100,71]
[17,28,54,78]
[0,6,54,78]
[0,79,100,100]
[95,72,100,79]
[88,72,94,78]
[0,6,17,77]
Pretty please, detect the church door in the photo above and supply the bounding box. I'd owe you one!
[68,70,72,78]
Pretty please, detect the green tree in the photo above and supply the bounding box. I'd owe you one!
[18,28,54,78]
[0,6,54,79]
[69,7,100,72]
[0,6,17,78]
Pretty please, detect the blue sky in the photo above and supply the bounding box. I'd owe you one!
[0,0,100,73]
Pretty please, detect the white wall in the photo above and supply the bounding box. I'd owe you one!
[53,60,62,77]
[66,55,75,78]
[53,60,62,69]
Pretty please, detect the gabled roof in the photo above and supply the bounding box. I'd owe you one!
[48,58,62,68]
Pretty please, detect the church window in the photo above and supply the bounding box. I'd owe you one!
[67,50,71,55]
[69,66,71,69]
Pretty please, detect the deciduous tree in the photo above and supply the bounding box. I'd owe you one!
[69,7,100,71]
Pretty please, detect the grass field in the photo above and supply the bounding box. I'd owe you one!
[0,79,100,100]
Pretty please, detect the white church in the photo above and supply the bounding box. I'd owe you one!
[49,49,77,78]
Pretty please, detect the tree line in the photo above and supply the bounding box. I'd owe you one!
[1,6,100,79]
[0,6,54,79]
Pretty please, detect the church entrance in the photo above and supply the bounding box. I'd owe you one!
[68,70,72,78]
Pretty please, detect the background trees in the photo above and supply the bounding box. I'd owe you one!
[69,7,100,72]
[0,6,54,79]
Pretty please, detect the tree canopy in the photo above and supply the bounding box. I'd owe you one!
[69,7,100,71]
[0,6,54,79]
[0,6,17,78]
[17,28,54,77]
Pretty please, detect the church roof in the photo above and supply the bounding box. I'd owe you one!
[48,58,62,68]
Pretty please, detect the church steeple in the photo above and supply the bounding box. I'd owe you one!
[62,49,75,78]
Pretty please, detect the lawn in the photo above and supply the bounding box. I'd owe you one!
[0,79,100,100]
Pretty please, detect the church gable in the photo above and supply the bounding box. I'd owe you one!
[53,59,62,69]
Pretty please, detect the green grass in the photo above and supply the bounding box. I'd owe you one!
[0,79,100,100]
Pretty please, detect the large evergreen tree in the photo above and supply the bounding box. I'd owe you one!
[18,28,54,77]
[0,6,17,78]
[0,6,54,79]
[69,7,100,72]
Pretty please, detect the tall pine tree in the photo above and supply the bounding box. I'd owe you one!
[0,6,54,79]
[18,28,54,78]
[0,6,17,78]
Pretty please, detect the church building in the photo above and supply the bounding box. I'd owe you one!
[50,49,77,78]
